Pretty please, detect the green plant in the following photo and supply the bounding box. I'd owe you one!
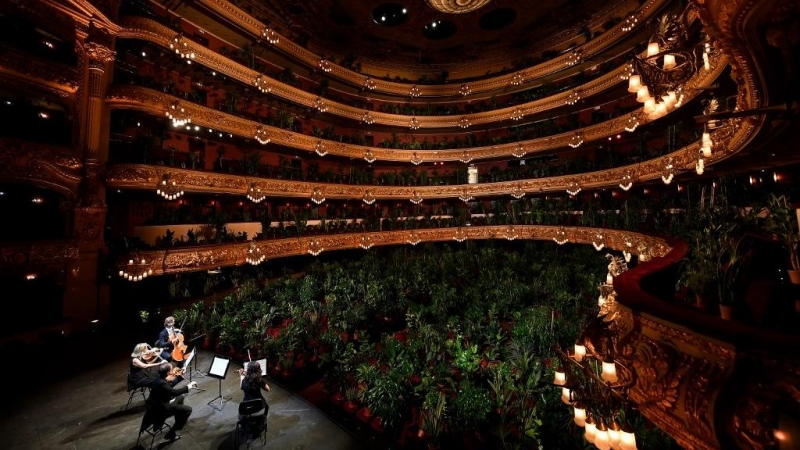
[766,194,800,271]
[716,236,751,306]
[421,389,447,445]
[453,381,491,429]
[360,374,406,430]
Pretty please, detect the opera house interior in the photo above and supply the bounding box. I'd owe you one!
[1,0,799,448]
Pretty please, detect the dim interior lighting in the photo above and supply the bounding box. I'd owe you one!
[561,387,572,404]
[553,368,566,385]
[410,191,423,204]
[573,403,587,427]
[363,150,376,163]
[554,228,569,245]
[407,231,421,246]
[247,184,265,203]
[254,125,271,144]
[246,245,266,265]
[314,140,327,156]
[38,112,49,119]
[362,190,376,205]
[156,176,184,200]
[31,197,44,204]
[311,187,326,205]
[26,274,37,281]
[593,234,605,251]
[307,238,324,256]
[120,257,154,281]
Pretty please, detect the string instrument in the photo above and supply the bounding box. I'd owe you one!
[237,350,253,377]
[142,347,164,363]
[170,317,189,362]
[166,366,185,382]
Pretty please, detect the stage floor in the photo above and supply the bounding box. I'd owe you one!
[0,347,364,450]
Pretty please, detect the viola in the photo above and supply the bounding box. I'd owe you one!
[142,347,164,363]
[166,366,185,382]
[170,319,189,362]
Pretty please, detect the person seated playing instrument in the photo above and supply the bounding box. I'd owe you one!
[131,343,182,387]
[239,361,271,418]
[147,363,198,442]
[156,316,178,363]
[130,343,162,388]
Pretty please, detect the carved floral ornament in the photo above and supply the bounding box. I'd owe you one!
[106,45,725,162]
[119,9,667,124]
[117,226,672,276]
[190,0,669,96]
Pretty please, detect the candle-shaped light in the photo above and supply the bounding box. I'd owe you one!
[554,367,566,385]
[573,403,587,427]
[619,423,637,450]
[643,97,656,115]
[647,42,660,57]
[584,416,597,443]
[666,90,678,108]
[561,387,572,404]
[595,420,611,450]
[627,75,641,93]
[606,272,614,285]
[574,343,587,361]
[663,54,676,70]
[128,260,133,265]
[635,86,650,103]
[119,270,124,276]
[608,420,621,449]
[598,294,606,307]
[602,357,618,383]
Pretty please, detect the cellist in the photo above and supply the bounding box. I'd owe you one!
[156,316,179,363]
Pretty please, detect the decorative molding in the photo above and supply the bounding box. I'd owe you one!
[82,41,116,64]
[193,0,669,95]
[105,50,726,163]
[0,240,79,266]
[0,45,80,95]
[0,139,82,200]
[116,226,671,276]
[425,0,492,14]
[115,16,716,130]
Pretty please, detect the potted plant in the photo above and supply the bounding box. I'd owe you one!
[766,194,800,283]
[685,269,715,311]
[420,389,447,449]
[716,236,751,320]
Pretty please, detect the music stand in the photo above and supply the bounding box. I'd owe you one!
[206,355,231,411]
[187,334,206,380]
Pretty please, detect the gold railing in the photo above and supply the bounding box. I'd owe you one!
[115,225,671,276]
[192,0,668,94]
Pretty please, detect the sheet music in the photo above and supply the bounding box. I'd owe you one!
[182,350,195,369]
[247,359,267,373]
[209,356,230,378]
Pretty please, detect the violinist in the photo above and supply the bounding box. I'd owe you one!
[147,362,198,442]
[130,343,162,388]
[156,316,178,363]
[131,343,182,387]
[239,361,271,418]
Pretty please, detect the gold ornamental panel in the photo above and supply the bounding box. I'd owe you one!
[0,138,82,200]
[117,226,672,276]
[193,0,669,95]
[120,17,641,129]
[0,240,80,266]
[106,48,726,164]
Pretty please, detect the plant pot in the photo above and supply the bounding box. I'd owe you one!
[720,304,734,320]
[695,294,711,311]
[789,270,800,284]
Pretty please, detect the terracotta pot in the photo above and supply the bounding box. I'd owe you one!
[720,304,734,320]
[789,270,800,284]
[695,294,711,311]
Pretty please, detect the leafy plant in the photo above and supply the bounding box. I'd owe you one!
[766,194,800,271]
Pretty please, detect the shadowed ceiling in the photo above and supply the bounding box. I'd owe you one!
[235,0,630,69]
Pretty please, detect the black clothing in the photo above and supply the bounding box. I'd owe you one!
[130,359,155,388]
[240,378,268,415]
[157,328,175,362]
[147,377,192,432]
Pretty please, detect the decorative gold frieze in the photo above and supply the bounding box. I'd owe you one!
[0,240,79,266]
[117,226,671,276]
[192,0,669,95]
[0,138,82,200]
[116,15,690,128]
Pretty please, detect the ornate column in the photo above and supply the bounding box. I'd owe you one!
[63,37,116,329]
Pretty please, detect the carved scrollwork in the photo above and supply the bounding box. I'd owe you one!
[0,138,81,200]
[0,240,79,266]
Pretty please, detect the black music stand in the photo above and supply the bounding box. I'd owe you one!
[187,333,206,381]
[207,355,231,411]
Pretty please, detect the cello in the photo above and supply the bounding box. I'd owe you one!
[170,317,189,362]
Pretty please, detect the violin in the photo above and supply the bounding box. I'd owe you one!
[166,366,185,382]
[142,347,164,363]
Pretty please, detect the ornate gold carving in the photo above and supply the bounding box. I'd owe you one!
[0,44,79,94]
[193,0,669,92]
[0,138,82,199]
[106,58,728,164]
[117,226,671,275]
[117,13,678,125]
[81,41,116,63]
[0,240,79,265]
[75,205,106,247]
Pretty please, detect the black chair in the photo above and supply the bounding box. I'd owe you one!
[137,405,173,450]
[234,399,267,448]
[125,371,148,410]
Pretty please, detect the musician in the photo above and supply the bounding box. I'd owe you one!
[147,362,198,442]
[240,361,271,416]
[130,343,162,388]
[156,316,177,362]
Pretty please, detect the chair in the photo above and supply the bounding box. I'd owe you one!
[136,405,173,450]
[234,399,267,448]
[125,371,148,410]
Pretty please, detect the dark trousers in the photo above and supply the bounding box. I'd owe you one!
[163,394,192,432]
